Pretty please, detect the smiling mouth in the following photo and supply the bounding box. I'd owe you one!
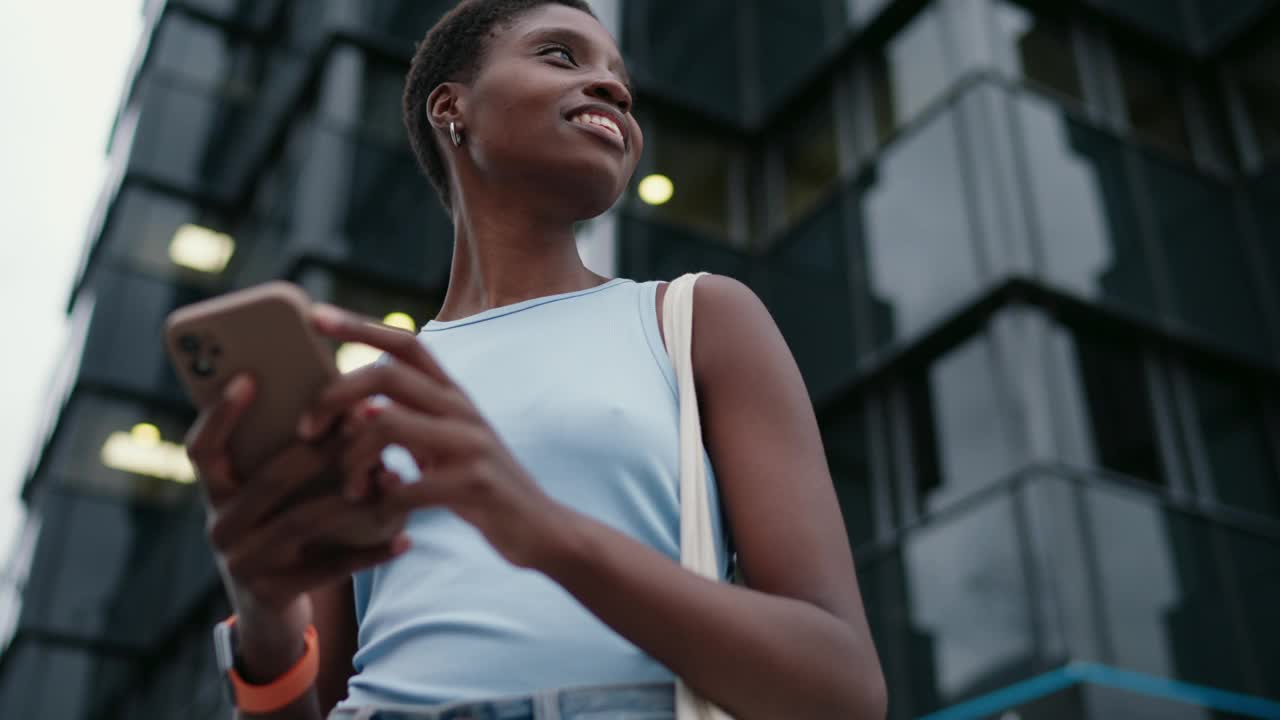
[569,112,625,150]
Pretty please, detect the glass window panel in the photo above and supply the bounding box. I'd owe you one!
[1249,167,1280,295]
[359,0,455,48]
[1186,366,1280,519]
[624,0,742,121]
[1114,49,1193,160]
[1224,528,1280,695]
[763,195,856,400]
[823,404,877,550]
[993,1,1084,104]
[870,5,952,142]
[619,216,751,281]
[1055,325,1165,486]
[1086,487,1251,694]
[752,0,841,113]
[1014,93,1158,314]
[861,110,980,344]
[904,493,1035,704]
[1142,154,1271,360]
[846,0,892,27]
[102,184,236,290]
[1087,0,1187,47]
[909,335,1020,514]
[1236,38,1280,160]
[632,117,734,240]
[128,76,254,195]
[780,90,841,222]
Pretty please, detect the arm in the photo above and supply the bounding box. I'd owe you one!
[532,275,885,719]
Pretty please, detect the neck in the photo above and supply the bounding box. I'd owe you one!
[435,185,609,322]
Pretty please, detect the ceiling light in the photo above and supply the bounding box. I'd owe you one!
[100,423,196,483]
[336,342,382,373]
[638,174,674,205]
[169,223,235,273]
[382,312,417,331]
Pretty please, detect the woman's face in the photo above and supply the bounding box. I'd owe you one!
[452,4,643,219]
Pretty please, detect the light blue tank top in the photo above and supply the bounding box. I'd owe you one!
[338,278,728,708]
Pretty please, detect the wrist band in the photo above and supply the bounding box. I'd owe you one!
[224,615,320,714]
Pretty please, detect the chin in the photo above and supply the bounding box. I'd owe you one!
[544,160,629,219]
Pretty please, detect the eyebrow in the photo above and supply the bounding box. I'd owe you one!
[523,26,634,96]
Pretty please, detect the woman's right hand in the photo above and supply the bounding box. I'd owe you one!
[184,374,412,639]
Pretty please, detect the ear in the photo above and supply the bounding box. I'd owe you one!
[426,82,465,134]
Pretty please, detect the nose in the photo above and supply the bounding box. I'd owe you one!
[585,75,631,114]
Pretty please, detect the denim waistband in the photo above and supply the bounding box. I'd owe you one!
[329,681,675,720]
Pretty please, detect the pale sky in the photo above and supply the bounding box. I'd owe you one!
[0,3,142,564]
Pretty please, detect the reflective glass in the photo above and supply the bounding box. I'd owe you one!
[1249,167,1280,294]
[619,216,751,281]
[846,0,892,27]
[1086,486,1250,694]
[0,643,133,718]
[1224,529,1280,696]
[860,110,981,345]
[1014,93,1157,314]
[1141,154,1271,360]
[752,0,842,113]
[358,0,455,47]
[780,90,840,222]
[101,185,233,290]
[763,194,856,401]
[822,403,876,550]
[1053,324,1165,486]
[992,1,1083,104]
[903,493,1035,704]
[1236,37,1280,160]
[1114,48,1193,160]
[1088,0,1187,47]
[1186,365,1280,519]
[870,5,951,142]
[630,117,734,240]
[909,335,1020,514]
[624,0,742,121]
[128,76,253,196]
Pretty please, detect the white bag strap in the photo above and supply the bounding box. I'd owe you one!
[662,272,734,720]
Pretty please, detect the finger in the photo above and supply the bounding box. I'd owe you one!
[300,362,465,441]
[248,535,412,607]
[311,304,452,384]
[207,441,336,551]
[185,374,255,503]
[275,535,412,595]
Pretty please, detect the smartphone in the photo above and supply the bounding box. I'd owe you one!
[164,281,339,477]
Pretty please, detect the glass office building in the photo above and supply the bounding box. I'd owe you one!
[1,0,1277,717]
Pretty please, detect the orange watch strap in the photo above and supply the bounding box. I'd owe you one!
[224,616,321,714]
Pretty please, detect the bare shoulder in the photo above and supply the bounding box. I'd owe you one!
[653,273,771,357]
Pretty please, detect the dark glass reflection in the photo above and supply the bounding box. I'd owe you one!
[859,110,980,345]
[1061,326,1165,486]
[1142,154,1271,360]
[359,0,455,47]
[822,402,876,551]
[1236,37,1280,160]
[762,194,856,400]
[781,90,840,222]
[624,0,742,121]
[1014,93,1157,314]
[1114,48,1193,160]
[619,216,751,282]
[752,0,841,113]
[1187,365,1280,519]
[1225,529,1280,696]
[909,335,1020,514]
[993,1,1084,104]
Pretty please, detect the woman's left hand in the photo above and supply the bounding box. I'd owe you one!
[299,303,565,569]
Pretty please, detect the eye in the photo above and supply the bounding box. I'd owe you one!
[538,43,576,65]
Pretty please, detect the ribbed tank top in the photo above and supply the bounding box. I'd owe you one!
[338,278,728,708]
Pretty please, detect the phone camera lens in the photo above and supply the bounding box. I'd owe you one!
[178,334,201,353]
[192,357,216,378]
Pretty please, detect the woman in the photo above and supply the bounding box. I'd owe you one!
[186,1,887,718]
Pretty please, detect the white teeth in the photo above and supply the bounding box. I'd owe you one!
[573,113,621,139]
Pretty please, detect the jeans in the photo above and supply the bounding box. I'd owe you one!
[328,681,675,720]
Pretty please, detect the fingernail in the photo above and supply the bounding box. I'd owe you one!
[312,304,342,330]
[225,375,249,402]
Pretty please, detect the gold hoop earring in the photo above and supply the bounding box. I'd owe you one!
[449,121,463,147]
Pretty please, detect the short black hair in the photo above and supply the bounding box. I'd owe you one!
[403,0,597,212]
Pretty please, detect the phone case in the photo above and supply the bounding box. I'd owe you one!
[164,281,340,476]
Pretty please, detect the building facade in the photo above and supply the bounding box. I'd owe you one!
[1,0,1278,717]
